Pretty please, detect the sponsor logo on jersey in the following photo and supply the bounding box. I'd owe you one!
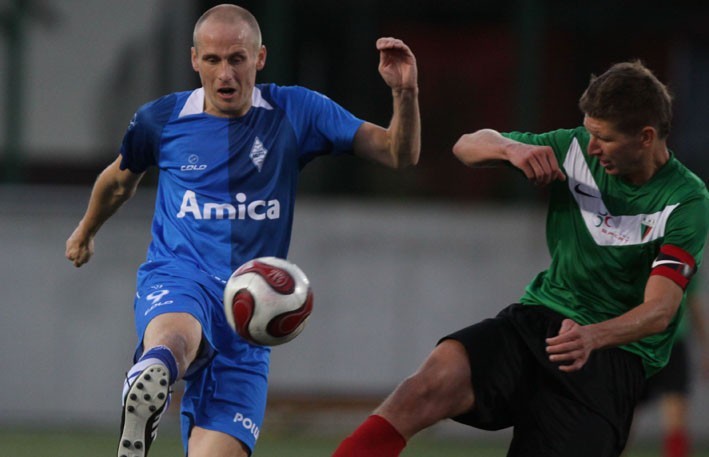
[177,190,281,220]
[233,412,260,439]
[181,154,208,172]
[651,259,688,271]
[593,211,616,228]
[563,139,678,246]
[573,183,598,198]
[250,137,268,172]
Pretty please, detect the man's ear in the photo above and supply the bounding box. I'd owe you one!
[639,126,656,148]
[191,47,199,72]
[256,45,267,71]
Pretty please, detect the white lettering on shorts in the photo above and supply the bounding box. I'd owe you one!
[143,289,174,316]
[233,412,260,440]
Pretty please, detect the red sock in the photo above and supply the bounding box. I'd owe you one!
[332,415,407,457]
[664,430,689,457]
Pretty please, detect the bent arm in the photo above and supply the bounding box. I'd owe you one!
[352,37,420,169]
[585,275,683,348]
[453,129,565,186]
[546,275,683,372]
[65,155,144,267]
[452,129,516,166]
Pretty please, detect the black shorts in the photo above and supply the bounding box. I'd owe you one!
[441,304,646,457]
[640,340,690,402]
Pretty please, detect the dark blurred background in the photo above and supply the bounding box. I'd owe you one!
[2,0,708,200]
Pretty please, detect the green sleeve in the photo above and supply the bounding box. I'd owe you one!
[502,127,582,163]
[665,194,709,270]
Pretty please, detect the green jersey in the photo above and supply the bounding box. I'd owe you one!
[505,127,709,376]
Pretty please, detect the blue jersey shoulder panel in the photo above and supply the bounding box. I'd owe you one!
[120,92,186,173]
[263,84,364,167]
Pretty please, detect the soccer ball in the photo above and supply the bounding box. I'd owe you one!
[223,256,313,346]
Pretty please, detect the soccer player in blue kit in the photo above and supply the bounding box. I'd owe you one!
[65,4,420,457]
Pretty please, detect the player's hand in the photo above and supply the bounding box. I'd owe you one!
[545,319,595,372]
[376,37,418,92]
[506,142,566,186]
[65,226,94,268]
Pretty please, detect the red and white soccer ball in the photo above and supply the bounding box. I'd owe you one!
[223,256,313,346]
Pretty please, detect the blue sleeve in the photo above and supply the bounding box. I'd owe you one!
[270,85,364,165]
[119,94,177,173]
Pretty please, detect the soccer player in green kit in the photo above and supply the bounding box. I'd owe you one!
[333,60,709,457]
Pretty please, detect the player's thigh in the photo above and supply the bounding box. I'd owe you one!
[414,339,475,414]
[188,427,249,457]
[441,311,533,430]
[382,340,474,416]
[144,313,202,353]
[134,276,211,354]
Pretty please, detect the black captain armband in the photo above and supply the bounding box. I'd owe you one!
[650,244,697,290]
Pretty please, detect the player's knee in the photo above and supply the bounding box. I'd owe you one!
[144,313,203,364]
[397,342,474,413]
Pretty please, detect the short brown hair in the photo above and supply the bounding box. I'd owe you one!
[578,60,673,138]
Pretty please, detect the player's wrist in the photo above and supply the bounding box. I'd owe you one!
[76,218,100,239]
[392,86,419,97]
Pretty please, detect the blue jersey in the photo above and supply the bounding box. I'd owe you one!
[120,83,364,281]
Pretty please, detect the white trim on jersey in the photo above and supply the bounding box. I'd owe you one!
[251,87,273,111]
[563,139,678,246]
[178,87,273,118]
[179,88,205,118]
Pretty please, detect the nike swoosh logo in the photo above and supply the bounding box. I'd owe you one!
[574,183,598,198]
[651,259,684,269]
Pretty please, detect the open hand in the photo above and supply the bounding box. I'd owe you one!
[545,319,595,372]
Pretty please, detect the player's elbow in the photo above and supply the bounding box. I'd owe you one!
[648,303,678,335]
[381,143,420,169]
[453,129,506,167]
[655,308,676,333]
[452,136,469,161]
[393,149,420,169]
[452,134,478,167]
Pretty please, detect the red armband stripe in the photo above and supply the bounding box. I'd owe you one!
[650,267,690,289]
[650,244,697,290]
[659,244,696,268]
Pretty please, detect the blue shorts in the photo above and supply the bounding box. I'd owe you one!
[133,262,271,454]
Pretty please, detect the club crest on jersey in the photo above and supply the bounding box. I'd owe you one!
[640,215,657,241]
[250,137,268,172]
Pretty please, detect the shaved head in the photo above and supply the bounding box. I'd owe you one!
[193,4,262,50]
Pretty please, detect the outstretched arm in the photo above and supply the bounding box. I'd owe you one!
[545,275,683,372]
[352,37,420,169]
[65,155,144,267]
[453,129,566,186]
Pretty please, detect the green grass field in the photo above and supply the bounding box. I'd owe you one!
[1,428,708,457]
